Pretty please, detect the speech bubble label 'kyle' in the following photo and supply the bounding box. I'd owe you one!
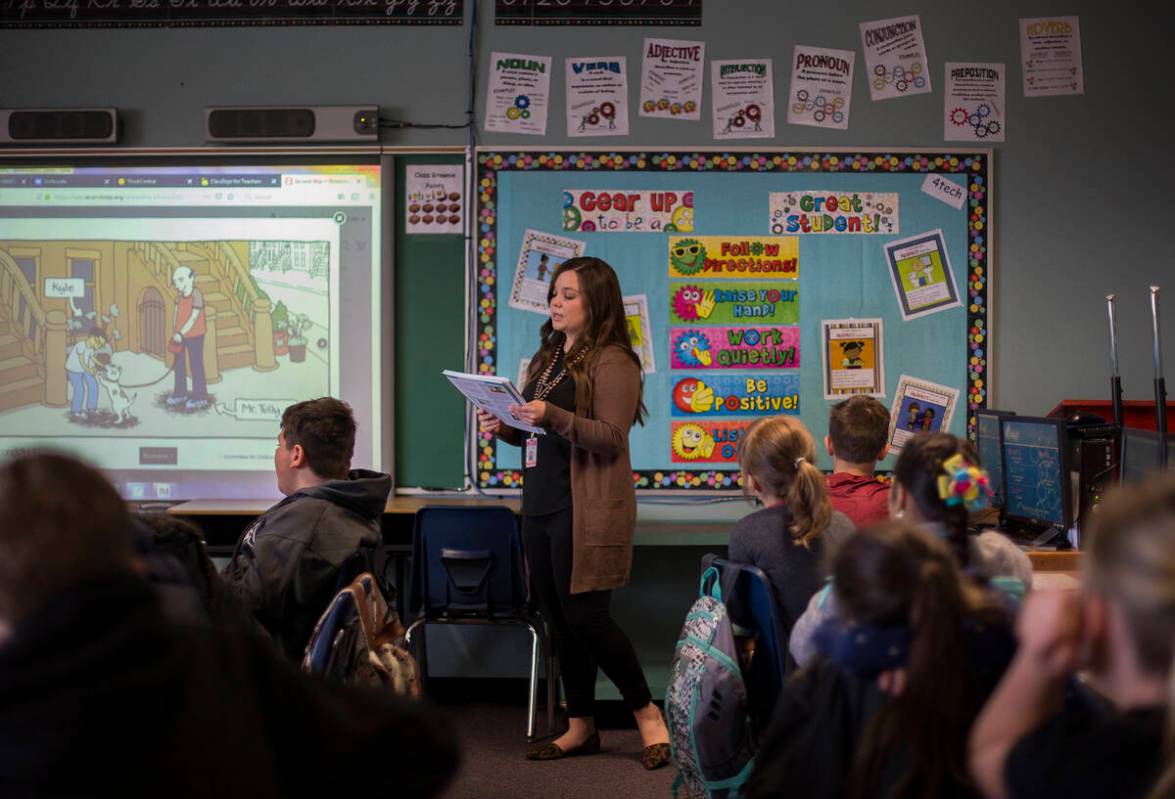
[44,277,85,298]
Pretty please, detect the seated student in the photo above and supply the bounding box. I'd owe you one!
[824,396,892,527]
[0,452,456,798]
[744,522,1015,799]
[969,473,1175,799]
[731,416,855,639]
[222,397,392,659]
[790,432,1032,668]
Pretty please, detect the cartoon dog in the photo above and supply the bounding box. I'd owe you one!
[97,363,138,424]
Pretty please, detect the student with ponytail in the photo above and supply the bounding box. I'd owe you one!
[730,416,855,639]
[744,522,1014,798]
[970,473,1175,799]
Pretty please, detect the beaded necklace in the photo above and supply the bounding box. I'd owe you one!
[532,344,589,404]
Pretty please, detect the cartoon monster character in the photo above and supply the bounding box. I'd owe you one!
[672,423,715,460]
[669,239,707,276]
[672,378,716,414]
[672,285,716,322]
[673,330,713,368]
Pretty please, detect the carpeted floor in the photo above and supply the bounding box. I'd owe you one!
[433,683,676,799]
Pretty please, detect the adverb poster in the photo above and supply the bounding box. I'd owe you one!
[788,45,855,130]
[883,229,961,320]
[566,56,629,137]
[485,52,551,135]
[859,15,931,101]
[711,59,774,139]
[670,326,799,370]
[668,235,798,278]
[404,164,463,234]
[624,293,655,373]
[509,229,585,314]
[563,188,695,233]
[768,191,898,235]
[1020,16,1084,96]
[822,318,885,399]
[639,37,705,120]
[887,374,960,453]
[945,62,1005,142]
[670,373,800,417]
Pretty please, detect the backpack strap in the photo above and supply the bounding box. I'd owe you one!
[699,564,742,606]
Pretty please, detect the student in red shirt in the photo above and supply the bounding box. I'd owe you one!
[824,396,891,527]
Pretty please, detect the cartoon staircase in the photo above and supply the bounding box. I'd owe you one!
[0,303,44,413]
[169,250,254,371]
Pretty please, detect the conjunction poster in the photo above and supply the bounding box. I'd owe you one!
[859,15,931,101]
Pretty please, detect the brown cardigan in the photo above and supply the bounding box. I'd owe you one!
[499,344,640,594]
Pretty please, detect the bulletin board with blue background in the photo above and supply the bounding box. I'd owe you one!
[474,149,992,492]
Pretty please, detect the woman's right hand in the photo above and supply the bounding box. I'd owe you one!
[477,408,502,436]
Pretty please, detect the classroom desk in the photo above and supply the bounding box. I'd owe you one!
[168,496,522,517]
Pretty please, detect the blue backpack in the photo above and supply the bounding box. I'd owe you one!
[665,566,757,799]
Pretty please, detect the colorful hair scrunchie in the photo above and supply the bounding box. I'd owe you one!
[936,453,993,511]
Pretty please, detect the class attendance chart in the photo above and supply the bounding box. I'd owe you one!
[474,149,992,492]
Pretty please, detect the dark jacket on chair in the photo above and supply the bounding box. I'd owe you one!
[0,576,457,799]
[222,469,391,659]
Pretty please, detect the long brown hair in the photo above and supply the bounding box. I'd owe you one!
[526,257,646,425]
[736,416,832,547]
[838,522,1003,799]
[1084,475,1175,799]
[892,432,981,568]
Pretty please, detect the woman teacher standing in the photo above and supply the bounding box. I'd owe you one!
[478,257,671,769]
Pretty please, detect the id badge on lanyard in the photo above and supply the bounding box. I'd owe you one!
[525,435,538,469]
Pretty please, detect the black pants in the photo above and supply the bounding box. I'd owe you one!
[522,507,652,718]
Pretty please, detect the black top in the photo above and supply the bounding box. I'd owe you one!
[1006,695,1164,799]
[521,348,577,516]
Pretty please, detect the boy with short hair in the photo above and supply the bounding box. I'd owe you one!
[222,397,392,659]
[825,395,891,527]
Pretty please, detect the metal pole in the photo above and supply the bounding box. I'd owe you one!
[1107,294,1124,430]
[1151,286,1168,467]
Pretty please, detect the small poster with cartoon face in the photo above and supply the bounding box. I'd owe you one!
[886,374,960,453]
[822,318,885,399]
[670,420,750,464]
[883,229,961,320]
[508,229,585,314]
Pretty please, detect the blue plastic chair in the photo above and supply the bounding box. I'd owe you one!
[701,555,789,722]
[405,506,556,741]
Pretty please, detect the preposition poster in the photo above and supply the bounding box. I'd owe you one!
[884,229,961,320]
[405,164,463,234]
[1020,17,1084,96]
[887,374,960,453]
[668,235,798,278]
[670,373,800,417]
[563,188,695,233]
[670,419,751,464]
[945,62,1005,142]
[822,318,885,399]
[639,38,705,120]
[624,293,655,373]
[768,191,898,235]
[670,325,799,370]
[508,229,585,313]
[711,59,774,140]
[484,52,552,135]
[860,15,930,101]
[566,56,629,137]
[788,46,855,130]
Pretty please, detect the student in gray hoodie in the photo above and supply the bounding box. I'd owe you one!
[222,397,391,660]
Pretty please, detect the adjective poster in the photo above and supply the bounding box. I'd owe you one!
[485,52,551,135]
[821,318,885,399]
[859,15,931,101]
[887,374,960,453]
[563,189,695,233]
[787,45,855,130]
[405,164,463,235]
[711,59,774,140]
[639,37,705,120]
[883,229,961,320]
[668,235,799,278]
[509,229,585,314]
[944,62,1005,142]
[670,373,800,418]
[566,56,629,137]
[768,191,898,235]
[1020,16,1084,96]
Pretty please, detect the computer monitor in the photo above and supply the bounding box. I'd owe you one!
[975,409,1014,510]
[1001,415,1073,532]
[1120,427,1163,485]
[0,152,392,500]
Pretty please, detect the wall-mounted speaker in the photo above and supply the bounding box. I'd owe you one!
[205,106,379,143]
[0,108,119,145]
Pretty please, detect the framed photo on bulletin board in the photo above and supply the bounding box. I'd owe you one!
[472,148,992,493]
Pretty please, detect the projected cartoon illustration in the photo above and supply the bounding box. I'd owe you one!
[0,238,333,437]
